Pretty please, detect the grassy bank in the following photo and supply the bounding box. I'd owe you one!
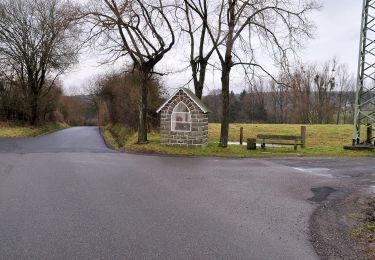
[100,124,133,151]
[0,122,69,138]
[349,196,375,258]
[102,123,374,158]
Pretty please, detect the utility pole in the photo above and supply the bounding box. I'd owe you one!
[347,0,375,149]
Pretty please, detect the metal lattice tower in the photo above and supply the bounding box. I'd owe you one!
[352,0,375,146]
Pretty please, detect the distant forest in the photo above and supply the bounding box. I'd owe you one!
[61,87,355,127]
[203,61,356,125]
[204,90,355,125]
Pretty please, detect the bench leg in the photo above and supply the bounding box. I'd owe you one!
[261,143,265,149]
[294,144,297,151]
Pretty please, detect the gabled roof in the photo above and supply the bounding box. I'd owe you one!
[156,88,210,113]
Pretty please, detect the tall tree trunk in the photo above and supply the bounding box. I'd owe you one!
[336,104,342,125]
[191,63,201,99]
[31,93,38,126]
[218,0,235,148]
[219,63,231,147]
[191,59,207,99]
[336,92,343,125]
[138,72,149,144]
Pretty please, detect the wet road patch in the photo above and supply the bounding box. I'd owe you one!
[309,186,337,203]
[293,167,333,178]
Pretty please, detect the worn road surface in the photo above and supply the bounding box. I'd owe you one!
[0,127,373,259]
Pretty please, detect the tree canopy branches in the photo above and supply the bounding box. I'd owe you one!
[83,0,176,143]
[0,0,81,124]
[183,0,320,147]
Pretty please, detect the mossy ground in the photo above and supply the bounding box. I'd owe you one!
[349,198,375,258]
[0,122,69,138]
[102,123,375,158]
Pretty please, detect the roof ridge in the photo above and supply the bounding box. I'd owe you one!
[156,88,210,113]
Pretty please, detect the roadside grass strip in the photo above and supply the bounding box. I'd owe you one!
[350,198,375,258]
[0,122,69,138]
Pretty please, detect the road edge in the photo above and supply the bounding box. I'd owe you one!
[310,187,370,260]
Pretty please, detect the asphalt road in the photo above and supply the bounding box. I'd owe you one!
[0,127,373,259]
[0,127,113,153]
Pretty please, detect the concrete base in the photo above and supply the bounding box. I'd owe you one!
[343,144,375,150]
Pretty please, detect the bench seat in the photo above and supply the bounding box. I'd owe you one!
[258,142,303,146]
[257,134,304,150]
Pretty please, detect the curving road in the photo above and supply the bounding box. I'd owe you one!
[0,127,113,153]
[0,127,373,259]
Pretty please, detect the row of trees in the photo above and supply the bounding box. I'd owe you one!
[0,0,321,148]
[0,79,64,124]
[88,72,164,130]
[206,60,355,124]
[90,58,354,130]
[0,0,80,124]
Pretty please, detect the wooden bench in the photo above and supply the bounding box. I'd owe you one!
[257,134,303,150]
[256,126,306,151]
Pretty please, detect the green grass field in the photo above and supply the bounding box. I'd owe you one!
[0,122,69,138]
[103,123,374,158]
[208,123,365,147]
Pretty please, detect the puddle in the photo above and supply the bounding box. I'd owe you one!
[308,187,337,203]
[293,167,334,178]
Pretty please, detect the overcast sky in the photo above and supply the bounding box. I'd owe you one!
[60,0,363,95]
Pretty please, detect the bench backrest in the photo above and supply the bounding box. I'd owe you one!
[257,134,302,141]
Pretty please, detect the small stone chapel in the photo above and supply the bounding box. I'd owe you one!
[156,88,210,147]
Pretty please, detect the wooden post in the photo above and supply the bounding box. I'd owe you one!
[301,126,306,148]
[240,127,244,145]
[261,138,265,150]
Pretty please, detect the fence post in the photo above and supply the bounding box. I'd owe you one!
[240,127,244,145]
[301,126,306,148]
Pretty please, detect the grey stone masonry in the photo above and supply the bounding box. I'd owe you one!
[159,89,209,147]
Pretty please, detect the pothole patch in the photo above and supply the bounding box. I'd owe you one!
[309,186,337,203]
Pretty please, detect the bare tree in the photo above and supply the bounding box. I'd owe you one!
[175,0,218,99]
[0,0,81,125]
[83,0,175,143]
[334,64,354,124]
[287,65,314,124]
[269,80,289,123]
[279,59,352,125]
[312,60,336,124]
[186,0,319,147]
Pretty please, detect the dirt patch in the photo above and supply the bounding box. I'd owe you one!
[310,188,374,260]
[348,195,375,258]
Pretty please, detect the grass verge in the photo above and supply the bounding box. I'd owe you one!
[102,123,375,158]
[350,198,375,258]
[100,123,134,151]
[0,122,69,138]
